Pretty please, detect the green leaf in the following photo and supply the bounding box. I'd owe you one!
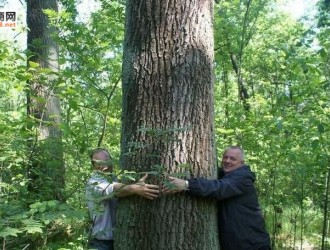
[318,48,327,60]
[28,61,39,68]
[69,100,78,110]
[276,120,283,130]
[0,227,22,238]
[217,128,235,134]
[317,123,325,134]
[40,68,54,74]
[311,139,319,149]
[29,201,47,213]
[24,226,43,234]
[21,219,44,234]
[47,200,59,208]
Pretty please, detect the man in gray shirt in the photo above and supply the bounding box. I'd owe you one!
[86,148,159,250]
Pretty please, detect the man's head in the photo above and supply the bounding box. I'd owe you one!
[221,146,245,173]
[90,148,113,172]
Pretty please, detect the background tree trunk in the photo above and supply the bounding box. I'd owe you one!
[26,0,64,201]
[116,0,219,249]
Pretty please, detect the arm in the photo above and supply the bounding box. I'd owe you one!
[187,177,246,200]
[162,176,189,194]
[113,174,159,200]
[163,174,250,200]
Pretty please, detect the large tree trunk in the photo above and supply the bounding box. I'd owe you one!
[116,0,218,249]
[26,0,64,201]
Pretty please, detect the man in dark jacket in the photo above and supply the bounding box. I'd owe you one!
[163,146,271,250]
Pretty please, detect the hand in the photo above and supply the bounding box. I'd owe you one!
[133,174,160,200]
[137,173,149,183]
[162,176,187,194]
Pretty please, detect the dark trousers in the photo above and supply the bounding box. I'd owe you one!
[87,238,114,250]
[256,246,272,250]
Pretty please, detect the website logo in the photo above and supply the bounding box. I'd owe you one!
[0,10,17,28]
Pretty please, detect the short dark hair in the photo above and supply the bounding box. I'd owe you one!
[89,148,112,167]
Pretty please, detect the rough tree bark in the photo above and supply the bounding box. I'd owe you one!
[26,0,64,201]
[116,0,219,249]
